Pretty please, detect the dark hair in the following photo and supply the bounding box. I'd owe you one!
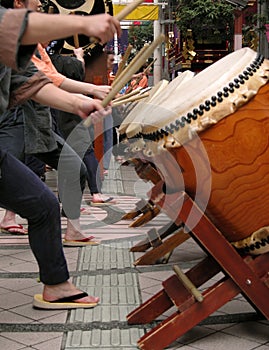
[1,0,15,8]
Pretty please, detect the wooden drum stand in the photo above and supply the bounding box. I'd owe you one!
[127,190,269,350]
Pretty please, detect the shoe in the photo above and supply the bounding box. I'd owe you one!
[33,292,99,310]
[1,224,28,235]
[62,236,100,247]
[91,197,117,207]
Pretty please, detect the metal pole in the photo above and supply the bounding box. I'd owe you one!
[153,0,162,84]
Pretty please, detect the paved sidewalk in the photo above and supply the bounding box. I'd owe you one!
[0,159,268,350]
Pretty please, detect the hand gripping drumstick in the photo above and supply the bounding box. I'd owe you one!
[83,34,165,127]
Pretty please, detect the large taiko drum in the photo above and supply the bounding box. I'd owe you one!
[120,47,269,255]
[46,0,113,52]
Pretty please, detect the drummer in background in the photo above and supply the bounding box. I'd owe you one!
[126,64,149,93]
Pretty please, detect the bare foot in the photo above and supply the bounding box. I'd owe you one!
[64,218,94,241]
[91,193,117,204]
[1,210,28,234]
[43,280,99,304]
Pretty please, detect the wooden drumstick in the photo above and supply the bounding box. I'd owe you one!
[112,44,133,86]
[111,43,149,89]
[112,92,149,107]
[87,0,145,45]
[112,87,142,103]
[83,34,165,127]
[114,0,144,21]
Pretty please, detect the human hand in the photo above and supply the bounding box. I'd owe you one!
[75,96,111,123]
[81,14,121,44]
[91,85,111,100]
[73,47,84,61]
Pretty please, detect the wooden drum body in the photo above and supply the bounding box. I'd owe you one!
[121,48,269,255]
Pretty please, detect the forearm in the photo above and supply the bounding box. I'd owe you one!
[22,13,84,45]
[31,82,109,120]
[22,12,121,45]
[60,78,95,96]
[60,78,111,100]
[32,82,81,115]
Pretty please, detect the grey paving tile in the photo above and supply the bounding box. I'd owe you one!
[222,321,269,344]
[1,332,62,347]
[0,278,38,292]
[11,303,68,323]
[0,310,33,323]
[0,291,32,309]
[0,335,25,350]
[0,261,38,273]
[217,298,256,315]
[178,330,263,350]
[33,335,64,350]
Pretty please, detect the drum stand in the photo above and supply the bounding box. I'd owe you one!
[127,191,269,350]
[121,158,161,228]
[122,159,189,264]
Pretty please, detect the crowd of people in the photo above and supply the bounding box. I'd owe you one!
[0,1,121,309]
[0,0,151,310]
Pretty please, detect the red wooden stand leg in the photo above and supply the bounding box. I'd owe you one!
[127,191,269,350]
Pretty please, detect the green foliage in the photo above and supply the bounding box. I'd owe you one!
[128,22,154,54]
[175,0,235,43]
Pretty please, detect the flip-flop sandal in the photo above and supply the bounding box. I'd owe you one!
[1,224,28,235]
[62,236,100,247]
[90,197,117,207]
[80,207,92,215]
[33,292,98,309]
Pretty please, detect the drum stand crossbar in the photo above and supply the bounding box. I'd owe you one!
[127,191,269,350]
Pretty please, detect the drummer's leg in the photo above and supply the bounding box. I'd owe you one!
[0,149,69,285]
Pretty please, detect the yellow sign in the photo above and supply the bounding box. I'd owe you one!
[113,4,159,20]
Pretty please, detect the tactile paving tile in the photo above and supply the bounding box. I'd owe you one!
[65,328,146,349]
[78,241,136,271]
[66,242,146,349]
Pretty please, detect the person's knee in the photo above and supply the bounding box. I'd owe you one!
[39,189,60,217]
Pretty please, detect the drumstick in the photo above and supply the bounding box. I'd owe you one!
[102,35,164,107]
[114,0,144,21]
[111,44,149,89]
[112,92,149,107]
[112,44,133,86]
[112,87,142,103]
[87,0,145,45]
[83,34,165,127]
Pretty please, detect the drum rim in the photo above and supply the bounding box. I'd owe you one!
[124,48,267,141]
